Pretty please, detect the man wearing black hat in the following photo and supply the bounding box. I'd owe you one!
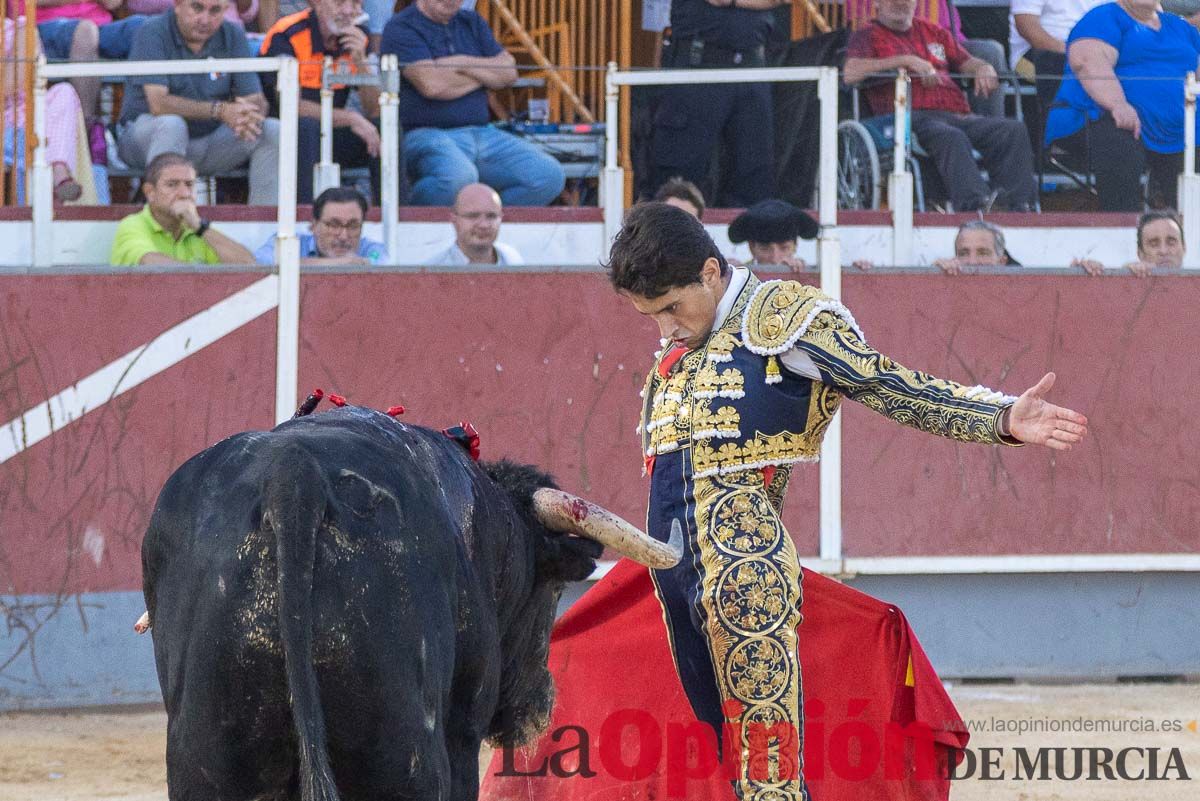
[728,199,820,271]
[650,0,788,207]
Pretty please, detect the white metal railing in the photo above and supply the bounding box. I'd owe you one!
[317,54,402,260]
[603,63,845,562]
[1180,71,1199,269]
[890,70,913,267]
[35,56,302,424]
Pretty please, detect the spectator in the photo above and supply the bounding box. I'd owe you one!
[727,198,819,272]
[256,0,305,32]
[847,0,1010,117]
[4,19,88,203]
[653,176,706,220]
[1074,209,1186,275]
[126,0,259,28]
[381,0,565,206]
[110,152,255,266]
[27,0,148,150]
[648,0,786,208]
[1010,0,1103,108]
[255,186,388,265]
[1045,0,1200,212]
[362,0,391,52]
[933,219,1015,273]
[844,0,1038,212]
[117,0,281,205]
[429,182,524,265]
[853,219,1016,271]
[260,0,382,204]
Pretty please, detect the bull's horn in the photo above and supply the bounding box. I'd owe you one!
[532,488,684,569]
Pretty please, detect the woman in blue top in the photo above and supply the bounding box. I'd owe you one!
[1045,0,1200,210]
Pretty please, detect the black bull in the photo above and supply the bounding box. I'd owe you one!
[141,407,672,801]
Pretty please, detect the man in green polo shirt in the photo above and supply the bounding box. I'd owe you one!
[110,152,255,266]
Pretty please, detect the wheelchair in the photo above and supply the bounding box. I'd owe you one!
[837,114,927,211]
[837,73,1030,212]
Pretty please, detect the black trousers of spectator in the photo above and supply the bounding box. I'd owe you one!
[911,110,1038,211]
[296,116,382,205]
[650,45,776,207]
[1055,113,1192,212]
[1025,49,1067,112]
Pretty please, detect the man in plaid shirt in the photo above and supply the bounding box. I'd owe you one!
[844,0,1037,212]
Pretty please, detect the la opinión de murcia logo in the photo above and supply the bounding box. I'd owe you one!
[494,701,1194,793]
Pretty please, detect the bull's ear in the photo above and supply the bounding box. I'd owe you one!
[536,533,602,582]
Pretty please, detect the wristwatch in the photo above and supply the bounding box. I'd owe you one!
[195,218,211,238]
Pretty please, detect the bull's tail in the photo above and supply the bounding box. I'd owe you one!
[263,444,340,801]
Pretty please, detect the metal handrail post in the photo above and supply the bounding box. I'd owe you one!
[315,57,340,197]
[601,61,623,259]
[1180,72,1199,268]
[889,70,914,267]
[30,55,52,267]
[274,57,301,424]
[380,54,401,263]
[816,65,842,563]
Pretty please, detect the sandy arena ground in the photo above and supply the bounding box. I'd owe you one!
[1,683,1196,801]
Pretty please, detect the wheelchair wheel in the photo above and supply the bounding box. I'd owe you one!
[837,120,881,210]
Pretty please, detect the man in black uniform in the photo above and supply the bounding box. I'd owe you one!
[651,0,787,207]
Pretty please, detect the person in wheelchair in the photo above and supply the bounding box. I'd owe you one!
[1043,0,1200,212]
[844,0,1038,212]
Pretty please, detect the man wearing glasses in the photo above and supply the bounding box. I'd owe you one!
[255,187,388,265]
[429,182,524,265]
[260,0,384,204]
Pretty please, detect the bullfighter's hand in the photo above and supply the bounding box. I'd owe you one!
[1006,372,1088,451]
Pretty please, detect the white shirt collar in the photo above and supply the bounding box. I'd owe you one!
[712,266,751,332]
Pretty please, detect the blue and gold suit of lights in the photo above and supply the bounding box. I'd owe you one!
[637,273,1021,801]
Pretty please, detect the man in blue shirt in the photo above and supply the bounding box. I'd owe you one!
[380,0,565,206]
[255,187,388,265]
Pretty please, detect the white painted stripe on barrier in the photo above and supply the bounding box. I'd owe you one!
[0,275,279,465]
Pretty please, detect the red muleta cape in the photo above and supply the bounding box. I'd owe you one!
[481,559,969,801]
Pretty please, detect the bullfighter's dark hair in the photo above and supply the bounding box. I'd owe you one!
[605,201,728,299]
[313,186,369,221]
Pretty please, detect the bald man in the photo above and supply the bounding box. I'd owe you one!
[429,183,525,266]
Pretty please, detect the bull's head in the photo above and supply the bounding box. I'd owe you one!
[479,460,682,747]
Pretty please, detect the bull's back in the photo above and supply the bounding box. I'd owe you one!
[142,412,496,797]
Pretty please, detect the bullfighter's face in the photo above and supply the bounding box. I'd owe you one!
[623,257,726,351]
